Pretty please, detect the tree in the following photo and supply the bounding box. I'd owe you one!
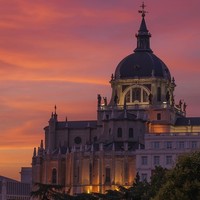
[149,166,168,198]
[30,183,65,200]
[117,185,131,200]
[118,172,151,200]
[104,189,124,200]
[73,192,98,200]
[152,151,200,200]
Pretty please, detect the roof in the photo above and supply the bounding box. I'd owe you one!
[175,117,200,126]
[104,142,144,151]
[0,176,31,196]
[115,111,137,120]
[57,120,97,129]
[51,141,143,155]
[115,52,171,80]
[0,175,19,182]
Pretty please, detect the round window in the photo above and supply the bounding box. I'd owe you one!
[74,136,82,144]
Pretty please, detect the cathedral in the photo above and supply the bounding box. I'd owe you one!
[32,4,200,194]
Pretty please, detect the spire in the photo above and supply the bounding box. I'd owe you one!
[134,2,153,53]
[40,140,43,149]
[65,116,68,127]
[33,147,36,157]
[53,105,57,120]
[54,105,57,114]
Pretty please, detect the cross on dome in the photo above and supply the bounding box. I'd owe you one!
[138,2,148,17]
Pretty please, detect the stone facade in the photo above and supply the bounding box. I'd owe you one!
[136,132,200,181]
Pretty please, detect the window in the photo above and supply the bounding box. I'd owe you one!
[143,90,149,102]
[124,163,128,181]
[141,173,148,181]
[191,141,197,149]
[157,113,161,120]
[132,88,141,102]
[153,142,160,149]
[129,128,134,138]
[93,136,97,142]
[89,163,92,184]
[154,156,160,166]
[124,87,149,104]
[166,141,172,149]
[141,156,148,165]
[117,128,122,138]
[105,167,111,183]
[157,87,161,101]
[125,91,131,103]
[77,166,80,183]
[166,156,173,165]
[52,168,57,184]
[74,164,80,183]
[178,141,185,149]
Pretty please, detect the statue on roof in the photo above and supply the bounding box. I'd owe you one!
[103,97,107,106]
[97,94,102,107]
[183,102,187,112]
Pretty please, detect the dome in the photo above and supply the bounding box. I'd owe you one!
[115,52,171,80]
[114,8,171,81]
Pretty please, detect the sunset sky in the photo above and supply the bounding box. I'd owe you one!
[0,0,200,180]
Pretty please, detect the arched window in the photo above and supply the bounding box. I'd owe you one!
[157,87,161,102]
[117,128,122,138]
[93,136,97,142]
[124,163,129,181]
[105,167,111,183]
[129,128,134,138]
[143,90,149,102]
[89,163,92,184]
[109,128,111,135]
[52,168,57,184]
[132,88,141,102]
[124,87,149,104]
[125,90,131,103]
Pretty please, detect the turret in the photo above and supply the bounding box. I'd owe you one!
[134,2,152,53]
[48,105,58,151]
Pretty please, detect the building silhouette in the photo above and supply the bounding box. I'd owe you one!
[32,3,200,195]
[0,174,31,200]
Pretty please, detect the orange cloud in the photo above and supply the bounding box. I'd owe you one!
[0,0,200,181]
